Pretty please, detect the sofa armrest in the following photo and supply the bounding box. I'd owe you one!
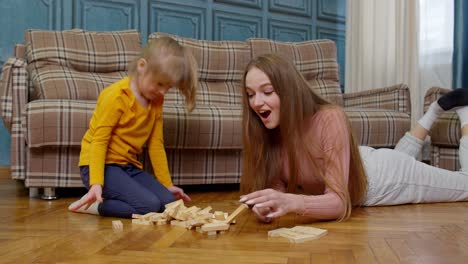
[423,87,451,112]
[0,57,28,131]
[343,83,411,115]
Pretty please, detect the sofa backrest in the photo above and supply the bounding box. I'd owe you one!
[149,32,250,107]
[249,38,343,106]
[25,29,141,100]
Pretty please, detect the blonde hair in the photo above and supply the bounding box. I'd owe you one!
[128,37,198,111]
[240,54,367,221]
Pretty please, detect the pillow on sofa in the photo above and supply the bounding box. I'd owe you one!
[25,29,141,100]
[149,32,250,82]
[248,38,343,106]
[25,29,141,72]
[148,32,250,107]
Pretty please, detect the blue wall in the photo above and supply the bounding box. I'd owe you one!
[0,0,346,166]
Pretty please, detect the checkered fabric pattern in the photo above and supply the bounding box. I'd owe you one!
[0,29,413,188]
[148,32,249,107]
[424,87,461,171]
[25,29,140,100]
[1,57,28,180]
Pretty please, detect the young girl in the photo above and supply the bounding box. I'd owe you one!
[239,54,468,222]
[69,37,197,218]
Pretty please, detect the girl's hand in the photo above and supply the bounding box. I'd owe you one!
[239,188,304,219]
[167,185,191,202]
[69,184,103,211]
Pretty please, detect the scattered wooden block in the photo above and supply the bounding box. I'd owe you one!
[199,206,212,214]
[267,226,328,243]
[224,203,249,224]
[156,219,168,225]
[141,212,159,220]
[207,231,217,236]
[290,226,328,238]
[267,228,289,237]
[165,199,184,209]
[149,213,164,222]
[132,219,151,225]
[112,220,123,230]
[126,200,249,237]
[201,222,230,232]
[132,214,142,219]
[170,220,186,228]
[214,211,226,220]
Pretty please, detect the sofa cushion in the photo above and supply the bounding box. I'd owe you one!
[149,32,248,107]
[25,29,141,72]
[149,32,250,82]
[163,81,243,108]
[345,108,411,147]
[25,29,140,100]
[163,104,242,149]
[24,100,242,150]
[28,65,127,100]
[248,38,343,106]
[24,100,95,147]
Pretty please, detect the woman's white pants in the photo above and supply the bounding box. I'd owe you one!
[361,133,468,206]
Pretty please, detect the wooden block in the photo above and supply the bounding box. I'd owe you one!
[267,226,328,243]
[268,228,289,237]
[112,220,123,230]
[207,231,217,236]
[132,219,152,225]
[186,218,206,227]
[165,199,184,209]
[214,211,226,220]
[201,222,230,232]
[199,206,212,214]
[132,214,143,219]
[149,213,164,222]
[156,219,168,225]
[290,226,328,238]
[197,213,213,221]
[284,233,321,243]
[184,206,201,214]
[141,212,159,220]
[170,220,187,228]
[224,203,249,224]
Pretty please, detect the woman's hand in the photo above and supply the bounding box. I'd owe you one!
[251,204,273,223]
[239,188,304,220]
[69,184,103,211]
[167,185,191,202]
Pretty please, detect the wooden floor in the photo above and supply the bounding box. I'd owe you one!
[1,168,468,264]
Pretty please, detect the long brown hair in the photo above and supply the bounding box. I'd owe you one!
[128,37,198,111]
[240,54,367,221]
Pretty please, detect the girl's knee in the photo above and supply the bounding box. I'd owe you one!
[138,196,163,214]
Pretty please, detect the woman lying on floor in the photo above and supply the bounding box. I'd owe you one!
[239,54,468,222]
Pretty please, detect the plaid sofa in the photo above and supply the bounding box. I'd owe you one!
[0,29,411,198]
[424,87,462,171]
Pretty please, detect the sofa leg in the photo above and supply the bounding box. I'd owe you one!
[41,187,58,200]
[29,188,39,198]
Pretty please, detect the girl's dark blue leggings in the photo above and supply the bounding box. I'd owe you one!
[80,164,175,218]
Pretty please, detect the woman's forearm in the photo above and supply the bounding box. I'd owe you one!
[298,192,345,220]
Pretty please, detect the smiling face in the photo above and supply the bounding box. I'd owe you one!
[245,67,281,129]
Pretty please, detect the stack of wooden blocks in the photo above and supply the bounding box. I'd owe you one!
[130,199,249,236]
